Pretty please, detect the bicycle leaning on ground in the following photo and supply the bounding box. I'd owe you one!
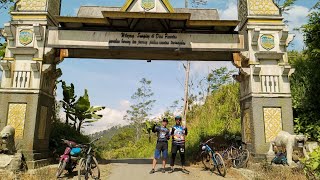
[78,137,101,180]
[220,140,250,168]
[200,138,226,177]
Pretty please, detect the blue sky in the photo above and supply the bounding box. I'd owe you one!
[0,0,317,133]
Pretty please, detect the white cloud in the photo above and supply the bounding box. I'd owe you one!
[219,0,238,20]
[84,105,129,134]
[119,100,130,110]
[283,5,309,50]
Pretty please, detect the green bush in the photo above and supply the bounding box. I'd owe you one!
[49,121,90,158]
[302,147,320,179]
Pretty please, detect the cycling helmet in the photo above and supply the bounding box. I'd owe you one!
[162,118,169,122]
[175,116,182,120]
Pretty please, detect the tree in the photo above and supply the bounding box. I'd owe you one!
[0,26,6,59]
[273,0,297,13]
[290,3,320,141]
[191,0,207,8]
[71,89,105,132]
[303,4,320,58]
[0,0,14,11]
[0,42,5,58]
[0,0,15,58]
[124,78,156,142]
[60,81,77,125]
[206,67,236,93]
[58,81,105,132]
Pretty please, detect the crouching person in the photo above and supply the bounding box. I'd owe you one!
[150,118,170,174]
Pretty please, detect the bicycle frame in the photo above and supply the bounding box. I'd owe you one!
[221,146,238,159]
[85,146,93,171]
[79,137,100,178]
[202,144,220,166]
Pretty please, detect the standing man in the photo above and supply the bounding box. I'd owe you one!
[150,118,170,174]
[169,116,189,174]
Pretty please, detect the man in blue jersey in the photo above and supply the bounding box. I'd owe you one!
[169,116,189,174]
[149,118,170,174]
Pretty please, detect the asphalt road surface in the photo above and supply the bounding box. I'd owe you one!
[107,162,243,180]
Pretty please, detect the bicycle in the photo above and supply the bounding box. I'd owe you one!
[200,138,226,177]
[221,141,250,168]
[78,137,101,180]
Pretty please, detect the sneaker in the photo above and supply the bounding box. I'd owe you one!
[168,167,174,173]
[162,169,166,173]
[149,169,155,174]
[182,168,190,174]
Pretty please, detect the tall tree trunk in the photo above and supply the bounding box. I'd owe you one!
[65,110,69,125]
[73,117,77,129]
[135,125,140,142]
[77,120,82,132]
[183,61,190,127]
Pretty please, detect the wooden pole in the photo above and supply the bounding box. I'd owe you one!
[182,0,189,127]
[182,61,190,126]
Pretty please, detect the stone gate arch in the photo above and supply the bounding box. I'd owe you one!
[0,0,295,167]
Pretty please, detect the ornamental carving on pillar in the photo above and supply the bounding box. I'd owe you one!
[16,0,61,16]
[264,108,282,142]
[16,0,47,11]
[238,0,248,24]
[7,104,27,139]
[243,109,252,143]
[238,0,280,24]
[248,0,280,16]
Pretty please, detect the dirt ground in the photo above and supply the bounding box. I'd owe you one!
[0,160,307,180]
[0,162,245,180]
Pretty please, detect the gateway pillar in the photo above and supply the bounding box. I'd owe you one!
[235,0,295,159]
[0,0,61,168]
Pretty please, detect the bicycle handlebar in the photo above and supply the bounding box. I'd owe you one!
[90,136,102,144]
[205,138,215,144]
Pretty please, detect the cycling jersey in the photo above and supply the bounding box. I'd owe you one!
[171,125,188,145]
[153,125,170,142]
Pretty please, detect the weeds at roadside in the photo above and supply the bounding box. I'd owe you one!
[248,161,307,180]
[0,165,57,180]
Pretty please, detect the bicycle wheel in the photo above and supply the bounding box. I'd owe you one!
[221,150,230,161]
[214,153,226,177]
[78,158,88,180]
[201,151,211,170]
[56,160,67,178]
[90,156,100,180]
[233,149,250,168]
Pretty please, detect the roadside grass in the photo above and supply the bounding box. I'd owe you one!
[0,164,111,180]
[0,165,56,180]
[248,162,307,180]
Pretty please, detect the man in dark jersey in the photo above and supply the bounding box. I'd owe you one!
[169,116,189,174]
[149,118,170,174]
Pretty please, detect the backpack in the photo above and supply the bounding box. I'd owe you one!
[271,152,288,165]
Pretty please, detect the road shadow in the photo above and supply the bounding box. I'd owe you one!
[99,158,152,164]
[99,158,192,166]
[57,171,78,179]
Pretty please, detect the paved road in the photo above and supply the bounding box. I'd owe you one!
[107,163,243,180]
[29,159,244,180]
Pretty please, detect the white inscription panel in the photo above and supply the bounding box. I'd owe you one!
[48,30,244,51]
[108,32,187,47]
